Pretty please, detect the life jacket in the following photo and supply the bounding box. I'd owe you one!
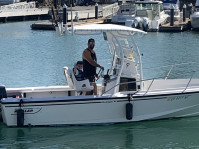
[75,68,84,81]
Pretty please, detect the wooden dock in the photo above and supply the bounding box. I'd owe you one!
[159,19,191,32]
[31,4,115,30]
[31,21,55,30]
[31,17,106,30]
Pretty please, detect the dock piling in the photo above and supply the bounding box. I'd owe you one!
[63,4,67,25]
[170,7,174,26]
[183,4,186,22]
[95,3,98,19]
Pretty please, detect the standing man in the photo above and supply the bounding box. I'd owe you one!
[82,38,104,95]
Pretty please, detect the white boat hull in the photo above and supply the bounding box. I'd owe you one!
[1,24,199,127]
[2,89,199,127]
[191,12,199,30]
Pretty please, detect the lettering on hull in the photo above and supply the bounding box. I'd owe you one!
[167,95,191,102]
[13,108,42,115]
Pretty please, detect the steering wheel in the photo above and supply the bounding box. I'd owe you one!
[96,69,111,82]
[95,69,104,81]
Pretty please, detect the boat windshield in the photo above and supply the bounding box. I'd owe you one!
[136,3,159,11]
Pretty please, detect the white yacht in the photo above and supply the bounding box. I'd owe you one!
[190,0,199,30]
[111,2,136,24]
[2,24,199,127]
[131,0,169,31]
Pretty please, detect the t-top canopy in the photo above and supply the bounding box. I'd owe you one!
[69,24,147,35]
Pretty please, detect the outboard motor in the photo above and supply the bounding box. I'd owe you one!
[142,17,149,31]
[0,85,7,100]
[132,17,141,29]
[0,85,7,122]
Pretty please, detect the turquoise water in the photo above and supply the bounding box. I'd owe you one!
[1,118,199,148]
[0,21,199,148]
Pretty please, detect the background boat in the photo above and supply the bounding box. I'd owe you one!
[163,0,180,21]
[191,0,199,30]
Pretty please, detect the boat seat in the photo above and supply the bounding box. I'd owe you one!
[63,66,94,92]
[63,67,74,88]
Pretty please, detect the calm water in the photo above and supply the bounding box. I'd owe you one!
[0,21,199,148]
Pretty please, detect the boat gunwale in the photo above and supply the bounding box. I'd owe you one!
[2,90,199,105]
[1,96,127,105]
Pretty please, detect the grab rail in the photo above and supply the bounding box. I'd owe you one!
[102,76,164,95]
[102,3,119,18]
[143,70,197,95]
[165,65,174,80]
[102,70,198,96]
[143,79,154,96]
[182,71,195,93]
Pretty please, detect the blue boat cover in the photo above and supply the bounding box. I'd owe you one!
[163,0,178,4]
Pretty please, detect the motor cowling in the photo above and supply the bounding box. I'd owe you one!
[0,85,7,100]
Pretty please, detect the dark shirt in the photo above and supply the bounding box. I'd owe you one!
[83,49,97,78]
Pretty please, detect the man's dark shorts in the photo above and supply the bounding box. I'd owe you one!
[85,76,95,83]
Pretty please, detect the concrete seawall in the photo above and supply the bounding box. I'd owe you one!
[0,8,51,23]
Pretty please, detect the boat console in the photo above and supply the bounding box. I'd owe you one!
[99,30,143,95]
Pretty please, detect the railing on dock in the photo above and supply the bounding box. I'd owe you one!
[0,2,49,19]
[102,3,119,18]
[0,2,36,11]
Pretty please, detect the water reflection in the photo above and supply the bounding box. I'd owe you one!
[1,117,199,148]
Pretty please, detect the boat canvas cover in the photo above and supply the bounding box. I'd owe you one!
[163,0,178,4]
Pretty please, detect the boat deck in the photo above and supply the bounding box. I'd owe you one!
[5,84,103,98]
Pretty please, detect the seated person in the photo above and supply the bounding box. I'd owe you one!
[73,61,84,81]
